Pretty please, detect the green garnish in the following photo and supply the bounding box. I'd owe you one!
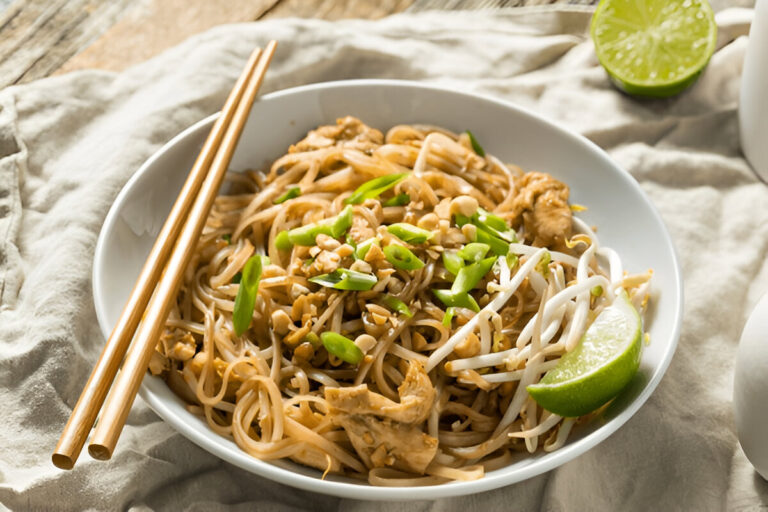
[473,227,509,256]
[442,307,458,327]
[382,295,413,318]
[452,256,496,294]
[442,250,465,276]
[457,242,491,262]
[432,289,480,312]
[309,268,377,291]
[321,332,364,364]
[382,193,410,207]
[355,237,380,260]
[329,205,354,238]
[231,272,242,284]
[275,230,292,251]
[273,186,301,204]
[222,234,232,245]
[283,205,355,247]
[345,173,409,205]
[384,244,424,270]
[466,130,485,157]
[475,208,517,243]
[232,255,267,336]
[386,223,433,244]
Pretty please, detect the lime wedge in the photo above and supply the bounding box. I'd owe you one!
[527,290,642,417]
[590,0,717,98]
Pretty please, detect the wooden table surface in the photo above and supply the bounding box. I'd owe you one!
[0,0,598,90]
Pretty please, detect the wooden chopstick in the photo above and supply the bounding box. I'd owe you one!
[52,41,277,469]
[87,40,277,461]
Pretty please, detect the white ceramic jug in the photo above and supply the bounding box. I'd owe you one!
[733,290,768,480]
[739,0,768,180]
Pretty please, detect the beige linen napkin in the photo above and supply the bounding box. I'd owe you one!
[0,7,766,511]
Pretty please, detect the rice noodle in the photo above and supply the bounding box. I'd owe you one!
[153,117,650,487]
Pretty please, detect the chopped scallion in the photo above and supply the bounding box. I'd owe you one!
[451,256,496,294]
[386,223,433,244]
[457,242,490,262]
[466,130,485,157]
[345,173,409,205]
[384,244,424,270]
[273,186,301,204]
[321,332,363,364]
[432,289,480,312]
[232,255,267,335]
[382,295,413,318]
[442,250,465,276]
[308,268,377,291]
[382,193,410,207]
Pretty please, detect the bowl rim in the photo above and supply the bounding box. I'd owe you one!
[92,78,683,500]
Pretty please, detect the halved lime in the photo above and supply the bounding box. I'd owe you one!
[591,0,717,98]
[527,290,642,417]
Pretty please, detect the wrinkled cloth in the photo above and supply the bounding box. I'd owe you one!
[1,6,767,511]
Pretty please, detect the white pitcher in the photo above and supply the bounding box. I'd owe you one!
[739,0,768,180]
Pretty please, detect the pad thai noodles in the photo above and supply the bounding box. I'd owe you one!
[149,117,652,486]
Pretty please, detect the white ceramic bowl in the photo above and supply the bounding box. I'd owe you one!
[93,80,683,500]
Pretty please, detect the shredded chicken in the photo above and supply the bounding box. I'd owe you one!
[290,116,384,154]
[324,362,438,473]
[510,171,572,249]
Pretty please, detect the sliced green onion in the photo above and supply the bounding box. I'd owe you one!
[309,268,377,291]
[304,331,321,348]
[330,205,354,238]
[384,244,424,270]
[273,186,301,204]
[284,205,355,246]
[321,332,363,364]
[382,193,410,207]
[222,234,232,245]
[386,223,433,244]
[275,230,292,251]
[457,242,490,262]
[231,272,242,284]
[355,237,380,260]
[591,285,603,297]
[474,227,509,256]
[432,289,480,312]
[476,208,508,233]
[466,130,485,157]
[452,256,496,294]
[345,233,357,249]
[382,295,413,318]
[232,255,267,336]
[345,173,409,205]
[442,307,458,327]
[442,250,465,276]
[287,224,324,246]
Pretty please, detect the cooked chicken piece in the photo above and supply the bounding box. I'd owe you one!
[332,413,438,474]
[325,362,438,473]
[511,171,572,249]
[290,116,384,154]
[325,362,435,424]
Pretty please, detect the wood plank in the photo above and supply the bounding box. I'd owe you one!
[0,0,133,88]
[56,0,279,76]
[261,0,414,20]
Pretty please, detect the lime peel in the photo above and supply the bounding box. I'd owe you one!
[527,290,642,417]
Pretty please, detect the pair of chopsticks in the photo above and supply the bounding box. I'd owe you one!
[52,41,278,470]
